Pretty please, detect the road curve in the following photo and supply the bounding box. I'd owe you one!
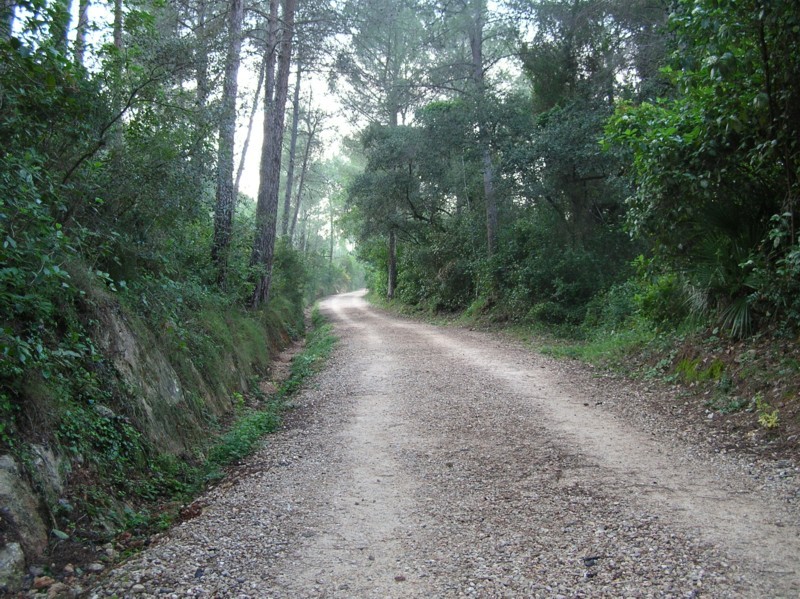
[91,290,800,598]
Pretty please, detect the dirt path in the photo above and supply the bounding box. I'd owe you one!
[91,290,800,598]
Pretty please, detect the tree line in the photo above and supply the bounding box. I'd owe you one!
[2,0,799,425]
[0,0,363,446]
[341,0,800,340]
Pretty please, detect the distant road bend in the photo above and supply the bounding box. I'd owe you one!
[93,290,800,598]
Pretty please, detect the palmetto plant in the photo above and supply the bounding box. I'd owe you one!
[684,228,761,338]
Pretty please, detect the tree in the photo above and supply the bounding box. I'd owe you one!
[605,0,800,334]
[333,0,432,297]
[333,0,432,128]
[289,104,324,241]
[1,0,13,39]
[281,63,303,237]
[251,0,297,307]
[74,0,91,66]
[212,0,244,284]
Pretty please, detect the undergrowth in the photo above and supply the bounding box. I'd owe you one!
[204,306,335,478]
[43,305,337,561]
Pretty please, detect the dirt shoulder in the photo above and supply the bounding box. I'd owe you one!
[88,290,800,598]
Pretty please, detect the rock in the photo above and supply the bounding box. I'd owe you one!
[34,575,57,589]
[47,582,72,598]
[30,564,46,577]
[0,455,49,558]
[131,584,146,593]
[0,542,26,593]
[30,444,67,497]
[93,405,116,419]
[86,563,105,573]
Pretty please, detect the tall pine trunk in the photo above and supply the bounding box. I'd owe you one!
[74,0,90,65]
[468,0,497,258]
[281,64,302,237]
[1,0,14,39]
[211,0,244,284]
[387,228,397,300]
[234,57,266,198]
[113,0,122,50]
[288,106,318,241]
[250,0,297,307]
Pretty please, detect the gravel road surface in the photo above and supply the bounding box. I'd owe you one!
[90,290,800,598]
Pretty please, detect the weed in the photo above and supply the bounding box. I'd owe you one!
[674,357,725,384]
[206,408,281,466]
[754,393,780,429]
[708,394,750,414]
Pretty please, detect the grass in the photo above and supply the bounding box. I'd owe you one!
[204,304,336,476]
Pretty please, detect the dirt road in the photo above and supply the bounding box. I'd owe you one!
[92,290,800,598]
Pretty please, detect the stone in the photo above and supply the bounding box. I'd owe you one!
[131,584,146,593]
[34,575,57,589]
[0,455,49,558]
[47,582,72,598]
[0,542,26,593]
[30,444,67,497]
[86,563,105,573]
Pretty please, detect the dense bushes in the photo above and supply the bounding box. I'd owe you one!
[347,0,800,344]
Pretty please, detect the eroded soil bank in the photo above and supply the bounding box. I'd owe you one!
[89,290,800,598]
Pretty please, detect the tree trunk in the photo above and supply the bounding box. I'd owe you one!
[281,64,303,237]
[250,0,297,308]
[211,0,244,285]
[113,0,123,50]
[468,0,497,258]
[74,0,90,65]
[288,110,318,241]
[234,57,267,198]
[387,228,397,299]
[1,0,14,39]
[329,198,334,264]
[195,1,210,109]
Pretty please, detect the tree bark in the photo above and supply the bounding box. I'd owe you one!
[251,0,297,308]
[467,0,497,258]
[1,0,14,39]
[387,228,397,300]
[195,1,210,109]
[113,0,123,50]
[74,0,90,65]
[329,197,334,264]
[289,111,318,241]
[234,57,267,198]
[281,64,302,237]
[211,0,244,285]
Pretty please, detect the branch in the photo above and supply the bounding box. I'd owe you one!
[61,69,167,186]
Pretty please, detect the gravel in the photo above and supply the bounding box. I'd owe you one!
[87,291,800,598]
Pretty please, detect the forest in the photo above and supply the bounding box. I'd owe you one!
[1,0,800,586]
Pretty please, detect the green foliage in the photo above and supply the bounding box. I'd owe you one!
[279,307,336,397]
[206,408,281,467]
[674,357,725,384]
[57,403,145,471]
[755,393,780,430]
[604,0,800,335]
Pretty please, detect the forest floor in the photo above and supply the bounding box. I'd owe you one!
[86,290,800,598]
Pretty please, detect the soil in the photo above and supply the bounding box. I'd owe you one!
[85,290,800,598]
